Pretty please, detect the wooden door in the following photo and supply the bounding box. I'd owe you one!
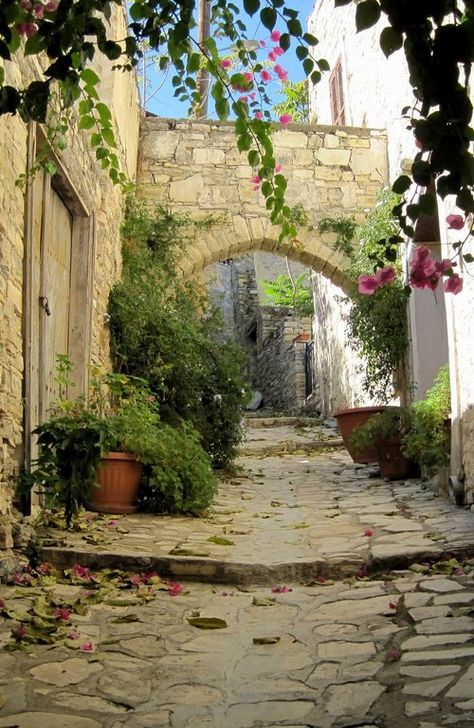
[38,182,73,421]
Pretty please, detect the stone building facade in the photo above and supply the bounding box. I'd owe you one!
[307,0,474,502]
[0,10,140,519]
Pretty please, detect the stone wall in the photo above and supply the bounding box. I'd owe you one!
[0,13,140,519]
[257,311,312,413]
[137,118,387,287]
[311,273,367,417]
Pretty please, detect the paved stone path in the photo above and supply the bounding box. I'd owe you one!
[2,417,474,727]
[39,420,474,583]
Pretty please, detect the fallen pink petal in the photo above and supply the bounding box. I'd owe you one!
[271,585,292,593]
[67,630,81,640]
[54,607,72,621]
[79,641,95,652]
[168,582,183,596]
[364,528,373,537]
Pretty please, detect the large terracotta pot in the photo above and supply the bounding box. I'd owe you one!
[374,437,413,480]
[88,452,143,514]
[334,406,390,464]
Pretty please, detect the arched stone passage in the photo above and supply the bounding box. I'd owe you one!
[137,117,388,292]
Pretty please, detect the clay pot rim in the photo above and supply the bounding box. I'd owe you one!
[334,405,395,417]
[101,452,141,462]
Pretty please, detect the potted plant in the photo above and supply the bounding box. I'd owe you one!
[350,407,414,479]
[332,189,411,463]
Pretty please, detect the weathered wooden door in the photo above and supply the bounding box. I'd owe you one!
[38,182,73,421]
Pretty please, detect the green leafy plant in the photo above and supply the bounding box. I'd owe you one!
[272,79,310,123]
[318,216,357,258]
[345,189,410,402]
[350,407,412,456]
[403,365,451,478]
[261,272,313,316]
[108,197,250,469]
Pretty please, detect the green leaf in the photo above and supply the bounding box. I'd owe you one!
[296,46,308,60]
[101,127,117,148]
[303,58,314,76]
[303,33,318,46]
[80,68,100,86]
[418,193,436,215]
[356,0,381,32]
[380,27,403,57]
[78,115,95,130]
[248,150,260,167]
[279,33,290,51]
[243,0,259,15]
[260,7,277,30]
[187,53,201,73]
[392,175,412,194]
[252,596,276,606]
[187,617,228,629]
[95,102,112,124]
[215,98,229,120]
[287,18,302,36]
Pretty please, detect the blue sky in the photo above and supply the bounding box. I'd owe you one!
[142,0,313,119]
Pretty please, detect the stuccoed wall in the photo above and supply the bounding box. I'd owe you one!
[311,273,367,416]
[0,16,140,519]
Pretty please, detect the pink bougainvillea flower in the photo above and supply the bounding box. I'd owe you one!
[446,214,465,230]
[16,22,38,37]
[37,562,52,575]
[67,630,81,640]
[358,274,379,295]
[220,58,232,70]
[268,50,277,62]
[11,572,32,586]
[274,64,288,81]
[315,576,326,584]
[279,113,292,125]
[271,585,292,593]
[252,174,261,186]
[45,0,59,10]
[239,96,248,105]
[254,111,263,120]
[168,582,183,597]
[270,30,282,42]
[249,92,256,101]
[243,72,254,83]
[33,4,45,18]
[444,274,463,295]
[79,641,95,652]
[274,164,282,173]
[260,70,272,83]
[54,607,72,621]
[19,0,32,9]
[435,259,454,274]
[454,566,465,576]
[72,564,91,580]
[364,528,373,537]
[12,624,27,642]
[376,265,397,286]
[386,648,401,662]
[259,39,266,47]
[273,46,285,57]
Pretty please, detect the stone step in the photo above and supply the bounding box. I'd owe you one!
[244,416,325,428]
[238,438,345,456]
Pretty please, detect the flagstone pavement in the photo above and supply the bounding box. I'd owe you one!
[1,417,474,727]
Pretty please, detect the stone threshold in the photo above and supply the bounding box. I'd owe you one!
[244,416,325,428]
[239,439,345,455]
[40,544,474,586]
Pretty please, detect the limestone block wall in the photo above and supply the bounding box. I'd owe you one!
[311,273,367,417]
[137,118,387,288]
[0,32,140,517]
[257,312,312,413]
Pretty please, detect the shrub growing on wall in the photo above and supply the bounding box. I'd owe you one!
[108,198,250,468]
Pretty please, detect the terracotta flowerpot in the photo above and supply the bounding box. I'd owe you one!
[374,437,412,480]
[334,406,390,464]
[88,452,143,514]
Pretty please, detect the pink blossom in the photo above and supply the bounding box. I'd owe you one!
[79,641,95,652]
[454,566,465,576]
[271,585,292,593]
[54,607,72,621]
[259,40,266,47]
[37,562,52,575]
[33,4,45,18]
[315,576,326,584]
[444,274,463,295]
[270,30,281,42]
[168,582,183,597]
[274,64,288,82]
[446,214,465,230]
[11,572,32,586]
[279,113,292,125]
[435,259,454,274]
[239,96,248,105]
[268,51,277,62]
[364,528,373,537]
[252,174,261,185]
[16,22,38,37]
[410,246,439,289]
[67,630,81,640]
[220,59,232,70]
[376,266,396,286]
[45,0,58,10]
[255,111,263,120]
[249,92,256,101]
[260,70,272,83]
[358,274,379,295]
[274,164,282,173]
[243,72,253,83]
[72,564,91,580]
[355,567,368,578]
[273,46,284,57]
[19,0,32,9]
